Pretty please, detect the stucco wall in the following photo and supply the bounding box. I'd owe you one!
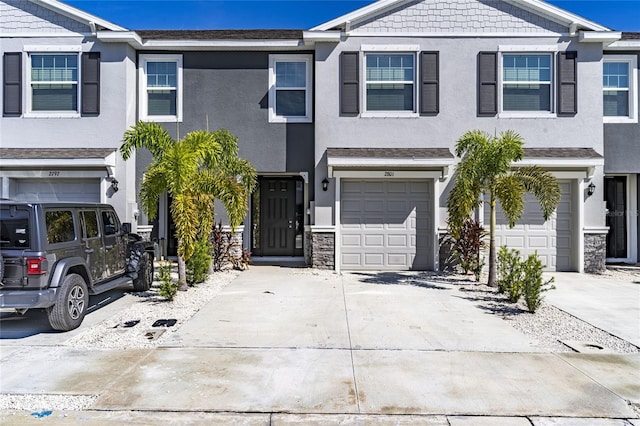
[313,37,605,230]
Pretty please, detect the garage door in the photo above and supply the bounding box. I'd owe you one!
[14,178,101,203]
[340,179,433,270]
[488,180,572,271]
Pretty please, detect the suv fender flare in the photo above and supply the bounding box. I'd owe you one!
[49,257,91,288]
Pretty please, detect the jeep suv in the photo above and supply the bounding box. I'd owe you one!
[0,201,154,331]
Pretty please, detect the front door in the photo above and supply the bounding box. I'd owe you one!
[605,176,627,259]
[253,178,301,256]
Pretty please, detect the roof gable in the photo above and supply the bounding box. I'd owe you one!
[312,0,608,33]
[0,0,126,35]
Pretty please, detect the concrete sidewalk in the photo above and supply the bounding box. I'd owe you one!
[544,272,640,347]
[1,266,639,423]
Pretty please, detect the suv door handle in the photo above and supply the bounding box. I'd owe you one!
[85,248,94,254]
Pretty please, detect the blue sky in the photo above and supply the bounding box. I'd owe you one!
[64,0,639,31]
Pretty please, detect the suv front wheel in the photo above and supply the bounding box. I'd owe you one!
[133,252,153,292]
[47,274,89,331]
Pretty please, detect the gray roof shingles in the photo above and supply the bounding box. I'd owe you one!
[0,148,115,159]
[135,29,303,41]
[327,148,454,159]
[523,148,602,159]
[621,32,640,40]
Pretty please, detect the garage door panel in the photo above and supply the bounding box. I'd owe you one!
[341,179,433,270]
[487,180,573,272]
[14,179,100,203]
[342,234,362,247]
[364,234,384,247]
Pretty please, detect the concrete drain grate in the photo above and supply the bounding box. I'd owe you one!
[144,329,166,340]
[561,340,613,353]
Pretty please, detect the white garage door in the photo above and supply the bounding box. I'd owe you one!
[488,180,572,271]
[340,179,433,270]
[14,178,101,203]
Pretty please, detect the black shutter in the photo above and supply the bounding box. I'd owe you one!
[557,51,577,115]
[420,51,439,115]
[340,52,359,116]
[3,52,22,117]
[81,52,100,115]
[478,52,497,116]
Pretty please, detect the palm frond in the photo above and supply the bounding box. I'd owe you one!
[120,121,174,160]
[513,166,561,220]
[494,174,526,227]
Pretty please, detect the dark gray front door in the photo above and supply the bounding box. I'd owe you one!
[605,176,627,259]
[260,179,297,256]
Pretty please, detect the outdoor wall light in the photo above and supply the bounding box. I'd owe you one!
[587,182,596,196]
[322,178,329,191]
[111,179,119,193]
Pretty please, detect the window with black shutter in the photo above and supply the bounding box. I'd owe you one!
[557,51,577,115]
[420,51,439,115]
[340,52,359,116]
[81,52,100,115]
[3,52,22,117]
[478,52,497,116]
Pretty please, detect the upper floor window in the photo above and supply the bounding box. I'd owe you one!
[502,54,552,112]
[268,54,312,123]
[603,56,638,123]
[365,53,415,112]
[139,54,183,122]
[30,53,78,113]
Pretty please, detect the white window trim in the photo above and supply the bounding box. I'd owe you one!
[603,55,638,124]
[497,47,557,119]
[268,54,313,123]
[24,50,81,118]
[361,50,418,118]
[139,54,183,122]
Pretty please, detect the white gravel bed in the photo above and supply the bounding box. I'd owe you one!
[63,265,240,349]
[0,394,97,412]
[456,279,639,353]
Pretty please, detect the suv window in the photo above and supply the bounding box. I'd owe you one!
[0,208,30,249]
[80,210,100,239]
[101,210,119,236]
[46,210,76,244]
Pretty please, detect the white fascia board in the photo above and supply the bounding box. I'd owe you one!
[349,31,565,38]
[579,31,622,44]
[302,31,341,43]
[514,158,604,168]
[32,0,127,31]
[310,0,408,31]
[97,31,143,48]
[142,40,303,49]
[509,0,609,32]
[605,40,640,51]
[0,158,111,168]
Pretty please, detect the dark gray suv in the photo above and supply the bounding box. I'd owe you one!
[0,201,154,331]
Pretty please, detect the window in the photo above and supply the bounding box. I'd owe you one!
[139,54,182,122]
[502,54,552,112]
[45,210,75,244]
[269,55,312,122]
[0,208,30,249]
[101,210,119,236]
[365,53,415,112]
[30,54,78,112]
[80,211,99,239]
[603,56,638,122]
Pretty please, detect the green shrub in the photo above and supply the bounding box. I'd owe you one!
[450,218,486,281]
[497,246,523,302]
[521,252,555,313]
[157,261,178,301]
[186,237,211,286]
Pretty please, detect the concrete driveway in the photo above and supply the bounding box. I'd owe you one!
[1,266,639,422]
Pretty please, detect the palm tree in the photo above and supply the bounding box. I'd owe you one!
[447,130,560,286]
[120,121,256,290]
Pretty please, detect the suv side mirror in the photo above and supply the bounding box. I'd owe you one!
[122,222,132,234]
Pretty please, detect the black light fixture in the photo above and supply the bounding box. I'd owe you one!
[110,179,119,192]
[322,178,329,191]
[587,182,596,196]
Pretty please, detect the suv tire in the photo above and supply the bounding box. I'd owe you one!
[46,273,89,331]
[132,253,153,292]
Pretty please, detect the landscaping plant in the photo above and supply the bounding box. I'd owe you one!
[450,218,486,281]
[186,237,211,286]
[497,246,523,302]
[157,261,178,301]
[521,252,555,313]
